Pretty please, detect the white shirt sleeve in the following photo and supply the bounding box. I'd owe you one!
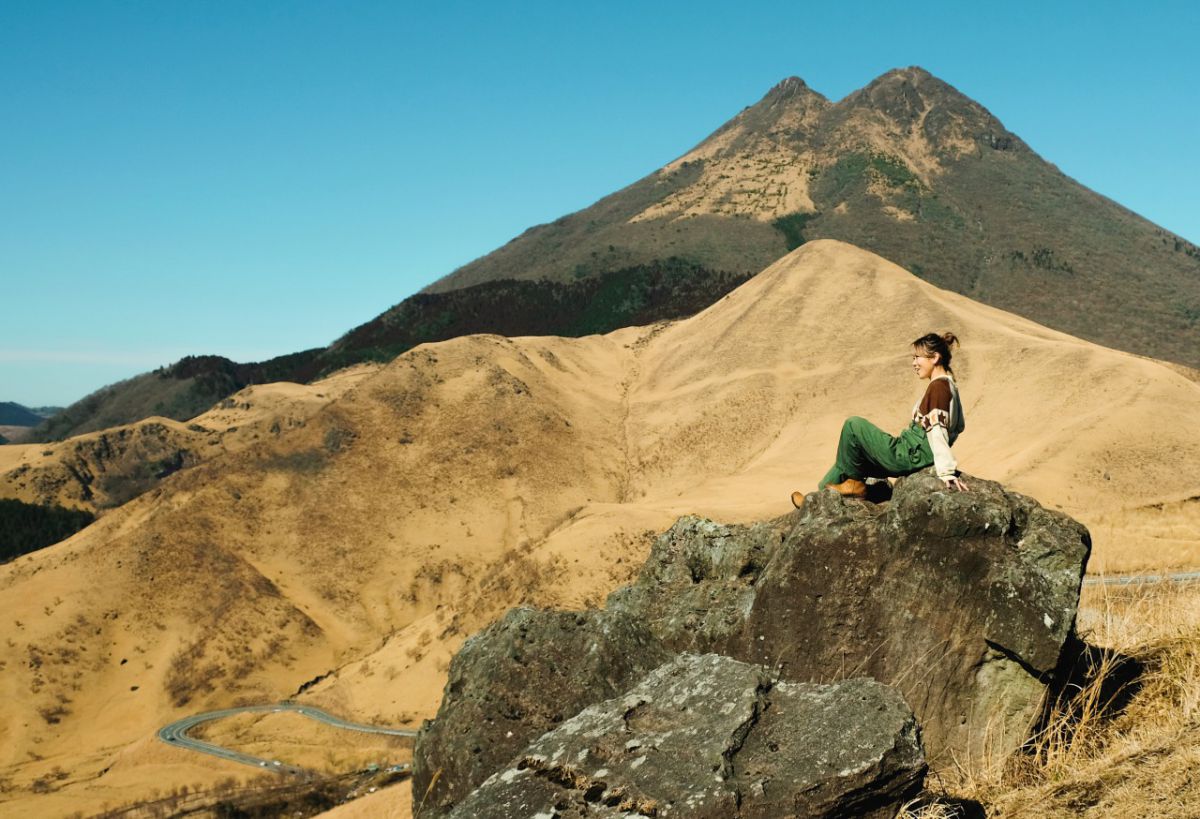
[927,424,958,478]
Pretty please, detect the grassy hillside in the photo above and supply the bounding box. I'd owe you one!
[4,241,1200,815]
[36,262,750,441]
[32,350,320,442]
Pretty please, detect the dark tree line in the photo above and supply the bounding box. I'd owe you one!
[323,258,753,372]
[0,499,95,562]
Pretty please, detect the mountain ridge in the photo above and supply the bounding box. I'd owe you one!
[0,401,53,427]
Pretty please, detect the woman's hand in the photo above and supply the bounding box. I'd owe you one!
[942,475,969,492]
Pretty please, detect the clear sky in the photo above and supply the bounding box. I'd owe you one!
[2,0,1197,406]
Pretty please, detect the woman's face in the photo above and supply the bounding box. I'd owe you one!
[911,346,939,379]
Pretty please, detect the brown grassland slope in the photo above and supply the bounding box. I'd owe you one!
[2,240,1199,817]
[0,365,378,514]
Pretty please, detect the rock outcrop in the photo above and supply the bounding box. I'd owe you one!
[414,471,1090,815]
[445,653,926,819]
[609,473,1091,763]
[411,609,673,811]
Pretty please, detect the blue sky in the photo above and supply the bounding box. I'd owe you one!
[2,0,1198,406]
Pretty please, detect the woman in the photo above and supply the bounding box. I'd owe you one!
[791,332,968,508]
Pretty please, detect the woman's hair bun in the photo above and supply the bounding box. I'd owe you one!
[912,331,959,372]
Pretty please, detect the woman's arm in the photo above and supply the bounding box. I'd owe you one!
[915,379,968,490]
[927,424,957,478]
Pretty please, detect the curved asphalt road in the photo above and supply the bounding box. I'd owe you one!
[157,702,416,775]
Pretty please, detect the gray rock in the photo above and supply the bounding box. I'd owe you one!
[610,471,1090,765]
[411,607,672,814]
[447,654,926,819]
[605,515,787,650]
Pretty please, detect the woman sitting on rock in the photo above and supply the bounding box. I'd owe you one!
[792,332,968,508]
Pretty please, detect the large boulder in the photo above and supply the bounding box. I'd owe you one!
[413,472,1090,814]
[446,653,926,819]
[411,608,672,813]
[608,472,1090,765]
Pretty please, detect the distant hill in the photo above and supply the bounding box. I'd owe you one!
[0,402,47,427]
[35,262,750,440]
[322,257,752,370]
[33,66,1200,440]
[32,350,321,441]
[2,364,377,512]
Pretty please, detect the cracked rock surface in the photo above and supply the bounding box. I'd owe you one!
[445,654,925,819]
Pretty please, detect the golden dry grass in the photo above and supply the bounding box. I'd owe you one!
[2,240,1198,816]
[317,779,412,819]
[0,364,378,512]
[905,582,1200,817]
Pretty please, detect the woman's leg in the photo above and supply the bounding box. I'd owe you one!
[818,418,933,490]
[892,424,934,476]
[818,416,887,490]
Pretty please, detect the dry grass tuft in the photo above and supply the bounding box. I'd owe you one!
[900,797,980,819]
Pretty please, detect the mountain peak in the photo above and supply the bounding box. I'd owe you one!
[869,66,935,86]
[837,65,1003,139]
[764,75,823,100]
[750,75,829,112]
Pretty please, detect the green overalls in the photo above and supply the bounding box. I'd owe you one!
[817,416,934,490]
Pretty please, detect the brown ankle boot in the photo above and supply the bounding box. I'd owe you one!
[790,491,805,509]
[825,478,867,498]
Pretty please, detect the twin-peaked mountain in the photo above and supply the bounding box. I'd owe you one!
[31,66,1200,441]
[411,67,1198,365]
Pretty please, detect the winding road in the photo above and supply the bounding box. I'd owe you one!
[157,702,416,775]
